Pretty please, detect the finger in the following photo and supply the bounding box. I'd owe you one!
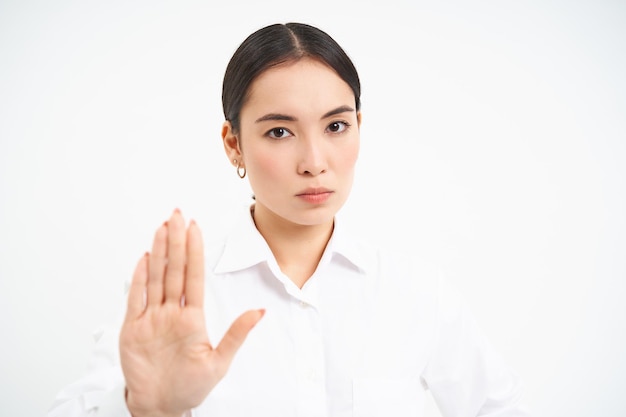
[147,222,168,306]
[215,309,265,366]
[125,252,149,321]
[184,219,204,307]
[164,209,186,303]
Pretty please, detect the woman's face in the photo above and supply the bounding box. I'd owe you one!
[223,58,361,229]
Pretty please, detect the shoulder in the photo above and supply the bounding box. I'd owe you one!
[337,223,443,301]
[196,203,258,276]
[202,231,229,276]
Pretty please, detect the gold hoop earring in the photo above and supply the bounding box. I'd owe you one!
[233,159,246,179]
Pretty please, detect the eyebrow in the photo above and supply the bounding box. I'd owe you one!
[254,105,355,123]
[322,105,355,119]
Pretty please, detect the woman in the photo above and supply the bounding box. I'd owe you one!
[48,22,530,417]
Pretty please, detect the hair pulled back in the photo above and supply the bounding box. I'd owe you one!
[222,22,361,134]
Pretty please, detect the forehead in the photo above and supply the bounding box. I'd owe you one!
[242,58,355,119]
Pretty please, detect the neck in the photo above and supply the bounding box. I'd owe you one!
[252,204,334,288]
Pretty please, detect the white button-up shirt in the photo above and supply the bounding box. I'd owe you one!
[48,207,531,417]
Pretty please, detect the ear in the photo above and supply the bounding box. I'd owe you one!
[356,111,362,129]
[222,121,242,165]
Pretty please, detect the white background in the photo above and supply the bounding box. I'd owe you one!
[1,1,625,416]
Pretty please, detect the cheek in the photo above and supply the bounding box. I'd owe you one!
[246,148,285,180]
[338,139,360,172]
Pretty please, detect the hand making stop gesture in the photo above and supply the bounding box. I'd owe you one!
[119,209,264,417]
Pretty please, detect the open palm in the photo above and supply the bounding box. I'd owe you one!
[119,210,264,417]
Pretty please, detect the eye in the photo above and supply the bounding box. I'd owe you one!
[266,127,294,139]
[326,121,350,134]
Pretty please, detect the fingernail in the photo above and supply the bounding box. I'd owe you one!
[190,219,196,226]
[174,208,181,214]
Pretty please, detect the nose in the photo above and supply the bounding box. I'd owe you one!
[297,135,328,176]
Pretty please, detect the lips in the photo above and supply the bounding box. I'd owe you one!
[296,187,334,204]
[296,187,332,196]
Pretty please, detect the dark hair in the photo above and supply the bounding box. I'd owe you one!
[222,22,361,134]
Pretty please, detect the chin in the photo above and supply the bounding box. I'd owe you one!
[296,204,344,227]
[257,196,346,227]
[283,211,329,227]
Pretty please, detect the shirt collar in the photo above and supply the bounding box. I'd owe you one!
[326,212,371,274]
[212,205,370,275]
[213,205,273,274]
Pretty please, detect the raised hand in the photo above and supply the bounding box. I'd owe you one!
[120,209,264,417]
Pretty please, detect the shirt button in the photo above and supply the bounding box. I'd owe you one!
[299,300,309,308]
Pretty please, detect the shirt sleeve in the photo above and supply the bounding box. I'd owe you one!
[45,322,133,417]
[421,275,533,417]
[46,320,196,417]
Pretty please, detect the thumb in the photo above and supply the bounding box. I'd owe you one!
[215,309,265,365]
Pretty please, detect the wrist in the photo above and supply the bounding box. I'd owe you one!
[126,387,188,417]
